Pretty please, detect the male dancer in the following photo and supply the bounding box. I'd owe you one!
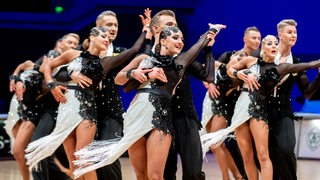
[268,19,320,180]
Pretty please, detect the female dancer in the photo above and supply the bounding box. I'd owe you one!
[7,60,48,180]
[25,20,151,179]
[73,25,224,179]
[201,50,246,180]
[201,35,320,180]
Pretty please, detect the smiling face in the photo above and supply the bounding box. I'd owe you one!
[159,27,184,56]
[243,30,261,52]
[261,35,279,62]
[90,26,110,52]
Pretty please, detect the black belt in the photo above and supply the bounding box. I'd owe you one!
[137,88,171,99]
[67,85,95,96]
[242,88,266,100]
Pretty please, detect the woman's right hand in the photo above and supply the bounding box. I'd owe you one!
[70,71,92,89]
[51,85,67,103]
[207,83,220,98]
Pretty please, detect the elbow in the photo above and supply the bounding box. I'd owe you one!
[114,76,126,86]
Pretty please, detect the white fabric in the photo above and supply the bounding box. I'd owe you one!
[73,86,155,178]
[200,92,213,135]
[201,63,260,155]
[5,95,20,150]
[25,89,83,170]
[272,51,293,96]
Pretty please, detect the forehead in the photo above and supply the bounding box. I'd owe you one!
[264,36,278,43]
[99,15,118,25]
[158,15,177,26]
[63,36,78,43]
[246,30,261,38]
[174,30,183,36]
[282,25,296,32]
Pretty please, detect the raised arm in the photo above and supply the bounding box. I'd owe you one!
[188,46,215,83]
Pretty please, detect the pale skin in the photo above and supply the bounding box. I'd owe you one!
[9,59,51,180]
[44,16,151,179]
[207,28,261,98]
[42,29,109,180]
[115,24,218,179]
[69,8,152,89]
[226,36,279,180]
[7,34,79,180]
[204,52,245,180]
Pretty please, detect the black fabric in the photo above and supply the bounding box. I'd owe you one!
[164,112,205,180]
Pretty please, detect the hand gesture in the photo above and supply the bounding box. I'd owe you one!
[207,83,220,98]
[131,68,153,83]
[9,79,16,92]
[51,85,67,103]
[15,81,25,101]
[70,71,92,89]
[148,67,167,83]
[140,8,152,26]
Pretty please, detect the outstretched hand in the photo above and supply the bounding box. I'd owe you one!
[208,23,227,33]
[139,8,152,26]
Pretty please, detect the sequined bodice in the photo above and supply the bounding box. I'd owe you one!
[68,51,105,91]
[216,64,241,95]
[139,54,182,95]
[256,59,281,97]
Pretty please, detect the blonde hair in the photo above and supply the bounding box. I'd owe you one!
[277,19,297,32]
[260,35,277,57]
[149,9,176,35]
[244,26,260,36]
[62,33,80,41]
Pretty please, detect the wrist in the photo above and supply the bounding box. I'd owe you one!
[9,74,21,83]
[233,70,238,78]
[46,81,56,91]
[126,69,135,80]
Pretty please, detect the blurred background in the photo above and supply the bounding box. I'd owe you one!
[1,0,320,117]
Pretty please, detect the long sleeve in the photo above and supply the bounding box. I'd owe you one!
[188,46,215,83]
[175,31,211,77]
[101,31,147,74]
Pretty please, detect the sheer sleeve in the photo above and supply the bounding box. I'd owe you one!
[188,46,215,83]
[276,60,320,78]
[175,31,211,76]
[100,31,147,74]
[302,73,320,99]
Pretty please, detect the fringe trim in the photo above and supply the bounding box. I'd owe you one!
[200,117,248,157]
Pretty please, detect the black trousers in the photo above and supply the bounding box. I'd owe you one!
[31,111,70,180]
[269,115,297,180]
[164,111,205,180]
[96,115,123,180]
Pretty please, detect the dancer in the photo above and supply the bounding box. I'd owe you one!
[201,50,246,180]
[267,19,320,180]
[73,25,222,179]
[6,34,80,180]
[201,35,320,180]
[202,26,261,179]
[94,9,151,180]
[25,20,150,179]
